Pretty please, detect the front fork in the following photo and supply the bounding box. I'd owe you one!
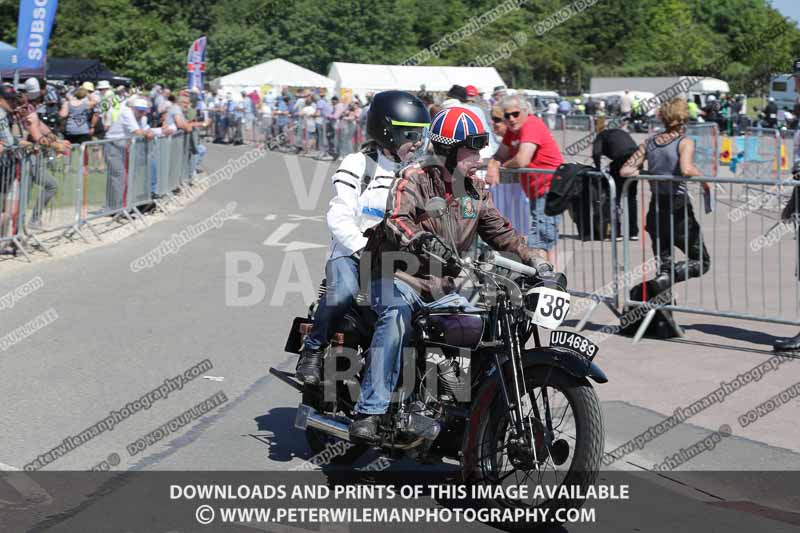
[493,307,554,463]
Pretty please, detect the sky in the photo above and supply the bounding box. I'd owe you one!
[772,0,800,25]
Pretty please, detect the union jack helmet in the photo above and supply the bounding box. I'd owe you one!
[429,106,489,150]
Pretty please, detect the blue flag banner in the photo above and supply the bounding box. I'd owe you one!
[187,36,207,91]
[16,0,59,70]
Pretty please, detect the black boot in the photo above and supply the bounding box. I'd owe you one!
[672,259,710,283]
[349,414,385,443]
[296,347,324,386]
[651,272,672,295]
[773,331,800,352]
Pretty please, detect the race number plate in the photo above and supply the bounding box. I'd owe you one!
[527,287,571,330]
[549,330,599,361]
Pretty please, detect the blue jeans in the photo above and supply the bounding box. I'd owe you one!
[149,157,158,194]
[191,143,207,175]
[354,278,424,415]
[529,195,560,251]
[304,256,361,351]
[354,279,476,415]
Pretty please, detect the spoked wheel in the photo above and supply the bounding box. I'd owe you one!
[301,385,366,465]
[474,366,604,527]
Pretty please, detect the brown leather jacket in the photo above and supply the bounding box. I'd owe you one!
[364,164,540,301]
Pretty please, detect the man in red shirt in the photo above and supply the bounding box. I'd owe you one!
[487,94,563,262]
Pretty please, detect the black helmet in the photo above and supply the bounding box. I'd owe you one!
[366,90,430,156]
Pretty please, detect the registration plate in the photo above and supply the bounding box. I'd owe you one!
[549,330,599,361]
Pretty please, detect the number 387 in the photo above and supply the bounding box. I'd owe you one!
[539,293,568,320]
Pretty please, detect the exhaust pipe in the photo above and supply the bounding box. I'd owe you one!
[295,404,351,442]
[269,367,303,392]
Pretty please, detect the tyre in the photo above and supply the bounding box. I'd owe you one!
[301,386,366,465]
[472,366,604,528]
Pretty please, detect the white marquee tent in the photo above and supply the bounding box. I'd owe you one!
[211,58,335,95]
[328,62,506,100]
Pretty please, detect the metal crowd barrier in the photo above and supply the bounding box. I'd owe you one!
[76,138,137,238]
[0,148,28,259]
[247,114,272,145]
[495,167,620,327]
[128,138,156,222]
[18,145,82,253]
[619,173,800,342]
[734,127,781,181]
[689,123,719,178]
[648,123,720,178]
[1,132,197,261]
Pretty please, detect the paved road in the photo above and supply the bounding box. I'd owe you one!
[1,144,799,531]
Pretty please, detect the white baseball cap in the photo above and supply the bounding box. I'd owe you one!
[132,98,149,110]
[97,80,111,90]
[24,78,41,96]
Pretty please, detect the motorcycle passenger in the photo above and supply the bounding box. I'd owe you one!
[294,91,430,386]
[350,106,550,442]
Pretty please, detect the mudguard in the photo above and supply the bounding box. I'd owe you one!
[460,347,607,480]
[523,346,607,384]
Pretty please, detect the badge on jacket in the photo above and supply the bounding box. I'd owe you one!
[461,196,477,219]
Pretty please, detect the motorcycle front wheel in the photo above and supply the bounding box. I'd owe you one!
[473,366,604,528]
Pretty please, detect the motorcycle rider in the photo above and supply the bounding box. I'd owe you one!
[295,91,430,385]
[349,106,551,442]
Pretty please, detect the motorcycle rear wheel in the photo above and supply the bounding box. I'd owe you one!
[473,366,604,528]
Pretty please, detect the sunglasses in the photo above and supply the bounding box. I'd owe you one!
[503,111,521,119]
[491,116,503,123]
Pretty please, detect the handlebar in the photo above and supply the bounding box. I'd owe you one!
[491,254,540,278]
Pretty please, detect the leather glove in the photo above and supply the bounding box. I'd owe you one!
[417,232,455,263]
[525,257,568,288]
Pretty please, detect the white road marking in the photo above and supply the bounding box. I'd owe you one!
[264,214,277,221]
[283,241,326,252]
[287,214,324,222]
[263,223,326,251]
[263,224,300,246]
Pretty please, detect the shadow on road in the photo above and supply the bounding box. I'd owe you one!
[253,407,310,462]
[685,323,786,346]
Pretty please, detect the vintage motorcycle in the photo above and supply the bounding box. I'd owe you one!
[270,198,607,522]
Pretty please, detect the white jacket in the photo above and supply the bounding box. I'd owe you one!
[327,150,400,260]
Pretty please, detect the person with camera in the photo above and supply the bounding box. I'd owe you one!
[349,106,551,442]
